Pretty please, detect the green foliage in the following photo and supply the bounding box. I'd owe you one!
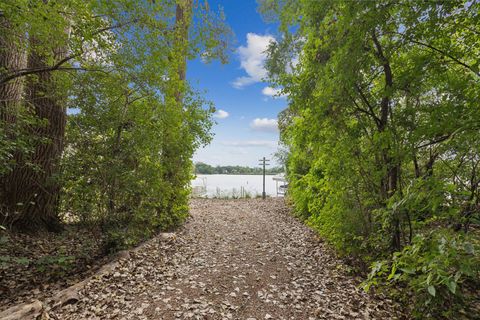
[34,255,76,276]
[1,1,231,244]
[365,230,479,318]
[56,1,228,248]
[60,72,208,246]
[260,0,480,316]
[195,162,284,175]
[0,253,75,277]
[0,109,41,177]
[0,255,29,269]
[0,232,74,277]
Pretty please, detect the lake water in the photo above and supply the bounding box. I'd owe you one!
[191,174,284,198]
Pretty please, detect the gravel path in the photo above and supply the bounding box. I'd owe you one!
[53,199,407,319]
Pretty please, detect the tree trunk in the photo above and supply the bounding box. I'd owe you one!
[372,32,397,198]
[107,91,131,216]
[161,0,193,214]
[174,0,192,90]
[1,34,67,231]
[372,31,403,251]
[0,15,28,226]
[0,17,27,122]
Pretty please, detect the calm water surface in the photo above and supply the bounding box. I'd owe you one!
[191,174,283,197]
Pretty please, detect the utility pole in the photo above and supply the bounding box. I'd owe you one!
[258,157,270,199]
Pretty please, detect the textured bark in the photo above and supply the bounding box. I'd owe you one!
[1,30,67,231]
[17,38,67,231]
[174,0,192,86]
[0,15,28,225]
[0,300,45,320]
[0,19,27,121]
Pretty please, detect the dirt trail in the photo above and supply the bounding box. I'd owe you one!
[52,199,406,319]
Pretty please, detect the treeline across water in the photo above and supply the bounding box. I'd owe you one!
[194,162,284,175]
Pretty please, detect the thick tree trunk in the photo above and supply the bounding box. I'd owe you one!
[0,19,26,121]
[1,35,67,231]
[0,15,28,226]
[21,40,66,231]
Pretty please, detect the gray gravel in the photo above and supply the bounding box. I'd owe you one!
[52,198,408,319]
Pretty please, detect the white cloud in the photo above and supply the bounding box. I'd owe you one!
[232,33,276,89]
[232,76,257,88]
[213,109,229,119]
[261,86,287,98]
[221,140,277,148]
[250,118,278,133]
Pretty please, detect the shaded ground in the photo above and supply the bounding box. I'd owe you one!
[0,226,108,310]
[50,199,407,319]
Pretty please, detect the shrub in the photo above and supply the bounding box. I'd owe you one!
[365,230,480,318]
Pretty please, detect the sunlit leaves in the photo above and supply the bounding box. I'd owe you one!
[260,0,480,317]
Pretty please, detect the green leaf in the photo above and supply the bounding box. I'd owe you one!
[399,268,416,275]
[446,280,456,294]
[427,285,436,297]
[464,243,474,254]
[454,271,462,282]
[15,257,30,265]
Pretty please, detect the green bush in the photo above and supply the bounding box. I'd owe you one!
[365,230,479,318]
[259,0,480,317]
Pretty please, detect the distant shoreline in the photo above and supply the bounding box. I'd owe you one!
[194,162,284,176]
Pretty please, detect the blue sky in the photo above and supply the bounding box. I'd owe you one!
[189,0,286,167]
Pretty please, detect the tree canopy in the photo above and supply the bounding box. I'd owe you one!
[0,0,231,246]
[259,0,480,317]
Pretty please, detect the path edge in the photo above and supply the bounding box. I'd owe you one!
[0,232,176,320]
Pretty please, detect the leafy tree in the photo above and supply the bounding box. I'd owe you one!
[0,0,231,242]
[1,0,116,230]
[259,0,480,316]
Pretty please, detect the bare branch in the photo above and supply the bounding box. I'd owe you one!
[354,84,382,128]
[0,19,140,85]
[0,54,79,85]
[416,134,452,149]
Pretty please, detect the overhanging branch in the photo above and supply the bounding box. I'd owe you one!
[0,19,140,85]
